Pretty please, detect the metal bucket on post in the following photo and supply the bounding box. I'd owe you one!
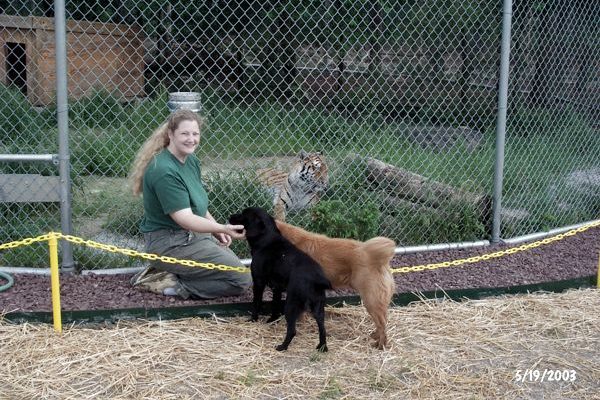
[167,92,202,113]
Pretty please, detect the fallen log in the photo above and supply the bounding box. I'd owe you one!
[349,154,491,221]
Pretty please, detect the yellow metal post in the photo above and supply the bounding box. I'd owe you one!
[49,234,62,333]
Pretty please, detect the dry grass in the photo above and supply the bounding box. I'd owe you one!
[1,289,599,399]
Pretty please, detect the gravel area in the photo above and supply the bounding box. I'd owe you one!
[1,225,599,313]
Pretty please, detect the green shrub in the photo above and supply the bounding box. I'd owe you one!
[0,85,36,136]
[381,200,486,245]
[308,199,380,241]
[0,84,55,153]
[204,172,274,219]
[285,155,383,241]
[71,127,138,177]
[69,89,127,129]
[122,93,169,139]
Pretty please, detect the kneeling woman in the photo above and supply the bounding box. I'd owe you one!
[129,109,251,299]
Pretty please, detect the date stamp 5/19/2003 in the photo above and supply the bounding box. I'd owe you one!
[514,369,577,383]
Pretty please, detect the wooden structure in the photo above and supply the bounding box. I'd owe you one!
[0,15,144,106]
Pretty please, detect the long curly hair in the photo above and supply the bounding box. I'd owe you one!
[129,109,203,196]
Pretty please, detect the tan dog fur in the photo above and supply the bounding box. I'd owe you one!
[276,220,396,349]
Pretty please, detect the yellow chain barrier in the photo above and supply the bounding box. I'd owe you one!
[60,232,249,273]
[0,232,249,274]
[391,220,600,274]
[0,233,55,251]
[1,220,599,276]
[2,223,595,336]
[0,231,251,334]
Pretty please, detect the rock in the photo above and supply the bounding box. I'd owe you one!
[565,167,600,197]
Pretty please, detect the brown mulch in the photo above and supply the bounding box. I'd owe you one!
[1,226,599,313]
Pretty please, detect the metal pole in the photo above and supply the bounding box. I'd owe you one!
[0,154,58,164]
[491,0,513,243]
[54,0,75,271]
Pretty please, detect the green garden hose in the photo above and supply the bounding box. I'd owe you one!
[0,271,14,292]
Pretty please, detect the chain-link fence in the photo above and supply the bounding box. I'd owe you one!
[1,0,598,270]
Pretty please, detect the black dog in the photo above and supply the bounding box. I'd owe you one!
[229,207,331,352]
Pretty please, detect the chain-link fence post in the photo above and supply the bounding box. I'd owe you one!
[491,0,514,244]
[54,0,75,272]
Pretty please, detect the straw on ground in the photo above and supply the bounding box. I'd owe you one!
[1,289,598,399]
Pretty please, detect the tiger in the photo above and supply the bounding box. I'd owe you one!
[256,151,329,221]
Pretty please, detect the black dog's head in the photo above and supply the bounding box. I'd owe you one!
[229,207,279,240]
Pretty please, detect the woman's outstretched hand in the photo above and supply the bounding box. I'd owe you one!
[214,223,245,246]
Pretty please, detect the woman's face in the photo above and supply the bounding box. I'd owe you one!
[167,119,200,162]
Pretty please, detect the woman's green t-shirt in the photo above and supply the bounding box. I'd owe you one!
[140,149,208,233]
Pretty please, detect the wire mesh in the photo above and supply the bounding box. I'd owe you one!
[0,0,598,269]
